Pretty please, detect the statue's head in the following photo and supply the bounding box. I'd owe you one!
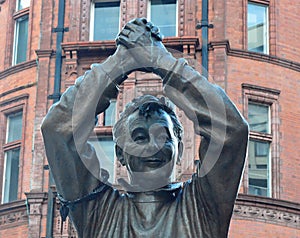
[113,95,183,189]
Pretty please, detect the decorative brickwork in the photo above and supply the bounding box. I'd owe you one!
[138,0,147,18]
[233,194,300,229]
[25,192,47,238]
[0,200,28,229]
[120,0,127,29]
[80,0,90,41]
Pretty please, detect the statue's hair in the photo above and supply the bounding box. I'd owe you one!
[113,95,183,143]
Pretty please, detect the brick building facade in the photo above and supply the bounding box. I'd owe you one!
[0,0,299,237]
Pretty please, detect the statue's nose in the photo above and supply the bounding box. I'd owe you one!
[145,138,161,155]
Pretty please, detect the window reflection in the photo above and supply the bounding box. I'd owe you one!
[93,1,120,41]
[150,0,177,37]
[248,103,270,133]
[248,140,270,197]
[247,3,268,54]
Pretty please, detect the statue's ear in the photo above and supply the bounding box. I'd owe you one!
[176,141,183,165]
[115,144,126,166]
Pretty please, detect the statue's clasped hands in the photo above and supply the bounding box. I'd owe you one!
[116,18,169,75]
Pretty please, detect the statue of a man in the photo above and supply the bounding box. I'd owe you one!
[42,18,248,238]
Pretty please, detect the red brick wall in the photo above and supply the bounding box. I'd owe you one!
[0,67,37,201]
[225,56,300,203]
[0,2,9,71]
[0,0,52,236]
[229,219,300,238]
[209,0,300,62]
[275,1,300,62]
[0,223,28,238]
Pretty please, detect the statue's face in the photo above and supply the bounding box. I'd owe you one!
[120,109,180,185]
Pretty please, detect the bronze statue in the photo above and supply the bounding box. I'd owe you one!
[42,18,249,238]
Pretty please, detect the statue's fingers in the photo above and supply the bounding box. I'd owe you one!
[146,22,154,31]
[132,17,148,26]
[126,21,151,36]
[151,26,159,34]
[119,28,131,37]
[152,32,163,41]
[116,35,134,48]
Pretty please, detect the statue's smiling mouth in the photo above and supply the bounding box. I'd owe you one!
[144,158,162,162]
[143,158,165,166]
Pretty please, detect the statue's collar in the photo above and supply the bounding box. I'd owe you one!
[125,182,182,203]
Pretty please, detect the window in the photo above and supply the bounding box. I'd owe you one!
[149,0,177,37]
[90,137,115,184]
[104,99,116,126]
[90,0,120,41]
[96,99,116,126]
[17,0,30,11]
[13,1,30,65]
[248,103,271,197]
[2,112,23,203]
[247,2,269,54]
[13,15,29,65]
[242,84,280,198]
[92,99,117,183]
[248,103,270,133]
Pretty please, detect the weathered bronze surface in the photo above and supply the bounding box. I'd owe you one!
[42,18,249,238]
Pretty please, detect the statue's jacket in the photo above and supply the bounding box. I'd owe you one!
[41,58,249,238]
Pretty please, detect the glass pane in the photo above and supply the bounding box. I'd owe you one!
[3,148,20,203]
[14,15,29,64]
[248,140,270,197]
[6,112,23,143]
[247,3,268,53]
[104,100,116,126]
[17,0,30,11]
[151,0,176,37]
[248,103,269,133]
[94,1,120,41]
[90,137,115,183]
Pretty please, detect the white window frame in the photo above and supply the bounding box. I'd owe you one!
[2,152,9,203]
[247,2,269,54]
[2,148,20,203]
[89,0,121,41]
[1,111,23,204]
[147,0,178,37]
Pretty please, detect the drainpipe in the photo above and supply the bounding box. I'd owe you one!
[196,0,213,80]
[46,0,68,237]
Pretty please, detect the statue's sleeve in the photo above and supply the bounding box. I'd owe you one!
[41,64,118,198]
[41,63,119,233]
[163,59,249,234]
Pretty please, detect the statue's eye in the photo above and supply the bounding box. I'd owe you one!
[134,135,148,143]
[132,129,149,144]
[150,126,171,144]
